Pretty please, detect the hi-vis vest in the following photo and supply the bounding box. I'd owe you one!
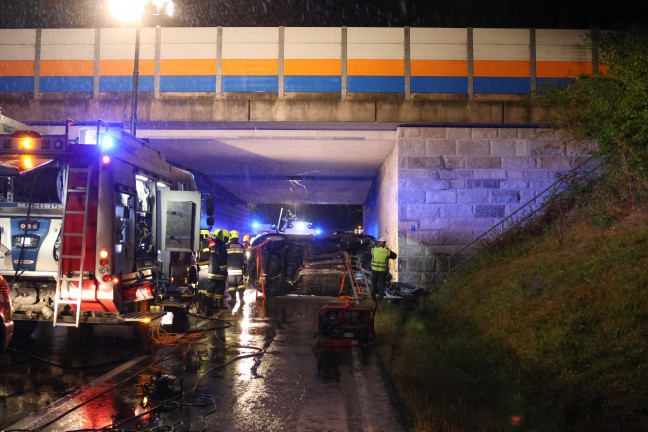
[371,247,391,272]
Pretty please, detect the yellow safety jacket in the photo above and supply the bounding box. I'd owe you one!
[371,246,391,272]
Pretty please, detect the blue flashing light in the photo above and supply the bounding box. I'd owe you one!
[315,229,322,236]
[251,221,260,230]
[98,134,116,151]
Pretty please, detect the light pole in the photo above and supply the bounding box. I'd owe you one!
[107,0,175,137]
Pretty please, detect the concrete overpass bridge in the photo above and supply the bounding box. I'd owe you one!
[0,26,600,287]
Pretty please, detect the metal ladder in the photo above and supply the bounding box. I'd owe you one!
[53,167,92,327]
[341,251,371,300]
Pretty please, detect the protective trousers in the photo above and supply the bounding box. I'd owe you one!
[371,270,388,302]
[227,274,245,306]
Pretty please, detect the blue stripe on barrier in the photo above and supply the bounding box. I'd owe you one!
[284,76,341,92]
[474,77,530,94]
[222,76,278,92]
[160,75,216,92]
[348,76,404,93]
[40,76,93,93]
[99,76,155,92]
[411,76,468,93]
[0,76,34,92]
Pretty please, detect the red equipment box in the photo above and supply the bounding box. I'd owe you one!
[317,303,374,347]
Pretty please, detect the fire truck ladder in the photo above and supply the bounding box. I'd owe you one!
[53,167,92,327]
[341,251,371,300]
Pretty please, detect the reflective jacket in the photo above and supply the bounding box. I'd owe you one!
[371,246,396,272]
[226,240,247,276]
[208,239,228,280]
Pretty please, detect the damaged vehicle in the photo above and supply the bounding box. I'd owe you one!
[247,232,375,297]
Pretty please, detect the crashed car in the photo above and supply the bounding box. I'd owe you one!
[247,232,375,297]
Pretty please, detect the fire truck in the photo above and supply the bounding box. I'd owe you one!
[0,116,210,328]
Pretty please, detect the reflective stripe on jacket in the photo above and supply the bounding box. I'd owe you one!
[208,240,228,279]
[227,242,247,275]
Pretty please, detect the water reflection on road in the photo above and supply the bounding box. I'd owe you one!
[2,290,402,432]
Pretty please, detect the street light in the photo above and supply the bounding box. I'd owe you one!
[107,0,175,136]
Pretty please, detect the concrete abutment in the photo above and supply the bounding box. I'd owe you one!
[363,126,597,290]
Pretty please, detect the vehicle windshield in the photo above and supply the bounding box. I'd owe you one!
[0,161,62,204]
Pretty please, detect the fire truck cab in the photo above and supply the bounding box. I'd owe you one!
[0,121,205,327]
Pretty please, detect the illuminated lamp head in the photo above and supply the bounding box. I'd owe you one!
[295,222,306,231]
[11,130,42,150]
[98,133,116,151]
[101,155,111,165]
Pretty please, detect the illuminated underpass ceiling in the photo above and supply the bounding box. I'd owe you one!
[139,123,398,205]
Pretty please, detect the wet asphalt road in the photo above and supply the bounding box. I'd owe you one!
[1,290,403,431]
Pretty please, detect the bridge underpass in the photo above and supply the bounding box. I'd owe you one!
[136,121,399,205]
[0,26,600,287]
[13,117,596,289]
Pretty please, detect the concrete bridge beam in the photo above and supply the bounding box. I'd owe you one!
[0,93,545,126]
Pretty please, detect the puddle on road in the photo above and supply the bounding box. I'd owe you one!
[2,292,401,432]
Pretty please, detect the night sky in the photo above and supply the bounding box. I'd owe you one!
[0,0,644,29]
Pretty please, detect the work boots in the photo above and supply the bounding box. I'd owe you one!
[238,289,246,305]
[217,296,228,310]
[227,291,237,308]
[205,295,215,317]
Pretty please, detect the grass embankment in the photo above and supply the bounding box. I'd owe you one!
[375,203,648,431]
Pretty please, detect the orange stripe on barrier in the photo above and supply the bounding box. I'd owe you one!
[348,59,404,76]
[41,60,93,76]
[411,60,467,77]
[160,59,216,75]
[474,60,530,77]
[0,60,34,76]
[222,59,278,75]
[284,59,341,76]
[537,61,592,78]
[100,59,155,76]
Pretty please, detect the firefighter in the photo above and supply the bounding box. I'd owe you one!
[203,228,229,315]
[198,229,211,265]
[226,230,247,307]
[242,234,252,287]
[370,237,397,302]
[242,234,251,249]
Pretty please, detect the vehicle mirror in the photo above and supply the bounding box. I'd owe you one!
[206,216,214,227]
[204,194,214,217]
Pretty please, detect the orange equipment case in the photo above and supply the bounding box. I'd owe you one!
[317,303,374,347]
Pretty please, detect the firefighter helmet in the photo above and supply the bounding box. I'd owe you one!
[243,234,251,243]
[212,229,231,242]
[230,230,239,239]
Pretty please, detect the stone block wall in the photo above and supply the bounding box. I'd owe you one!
[397,126,597,289]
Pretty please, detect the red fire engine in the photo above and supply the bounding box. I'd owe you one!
[0,119,208,327]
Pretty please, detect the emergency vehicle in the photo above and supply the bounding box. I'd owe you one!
[0,118,208,327]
